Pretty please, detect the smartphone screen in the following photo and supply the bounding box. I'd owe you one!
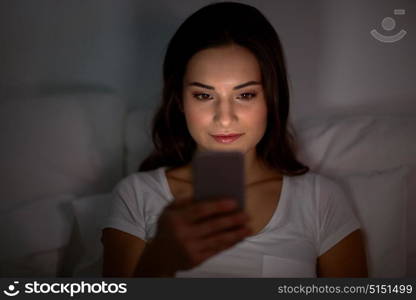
[192,150,245,210]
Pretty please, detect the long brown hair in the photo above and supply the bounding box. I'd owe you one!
[139,1,309,176]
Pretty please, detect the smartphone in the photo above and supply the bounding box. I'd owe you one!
[192,150,245,210]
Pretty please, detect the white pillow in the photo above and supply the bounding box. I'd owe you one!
[334,166,407,277]
[294,115,416,175]
[68,193,113,277]
[0,93,125,213]
[0,194,75,269]
[124,108,154,175]
[0,246,67,277]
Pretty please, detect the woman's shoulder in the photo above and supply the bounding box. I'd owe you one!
[286,171,346,205]
[288,170,340,189]
[286,169,318,189]
[294,171,352,212]
[310,172,345,196]
[114,166,168,195]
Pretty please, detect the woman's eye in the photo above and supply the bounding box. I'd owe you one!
[193,93,212,100]
[237,92,256,100]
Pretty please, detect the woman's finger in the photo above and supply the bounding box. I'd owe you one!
[191,211,250,238]
[183,198,239,223]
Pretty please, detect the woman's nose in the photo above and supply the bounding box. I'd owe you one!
[213,99,237,126]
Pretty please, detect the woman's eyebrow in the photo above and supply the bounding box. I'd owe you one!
[188,81,261,90]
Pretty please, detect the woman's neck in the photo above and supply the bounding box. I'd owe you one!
[244,153,282,186]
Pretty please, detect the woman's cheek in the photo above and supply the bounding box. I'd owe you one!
[184,105,208,139]
[249,105,268,139]
[186,103,211,126]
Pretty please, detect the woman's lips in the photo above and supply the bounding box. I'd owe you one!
[211,133,244,144]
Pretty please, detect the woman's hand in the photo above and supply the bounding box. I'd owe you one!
[134,196,252,277]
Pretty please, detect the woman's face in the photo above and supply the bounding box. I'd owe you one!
[182,44,267,156]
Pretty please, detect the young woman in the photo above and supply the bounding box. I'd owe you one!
[101,2,367,277]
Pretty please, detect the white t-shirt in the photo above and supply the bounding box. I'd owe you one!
[102,166,361,277]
